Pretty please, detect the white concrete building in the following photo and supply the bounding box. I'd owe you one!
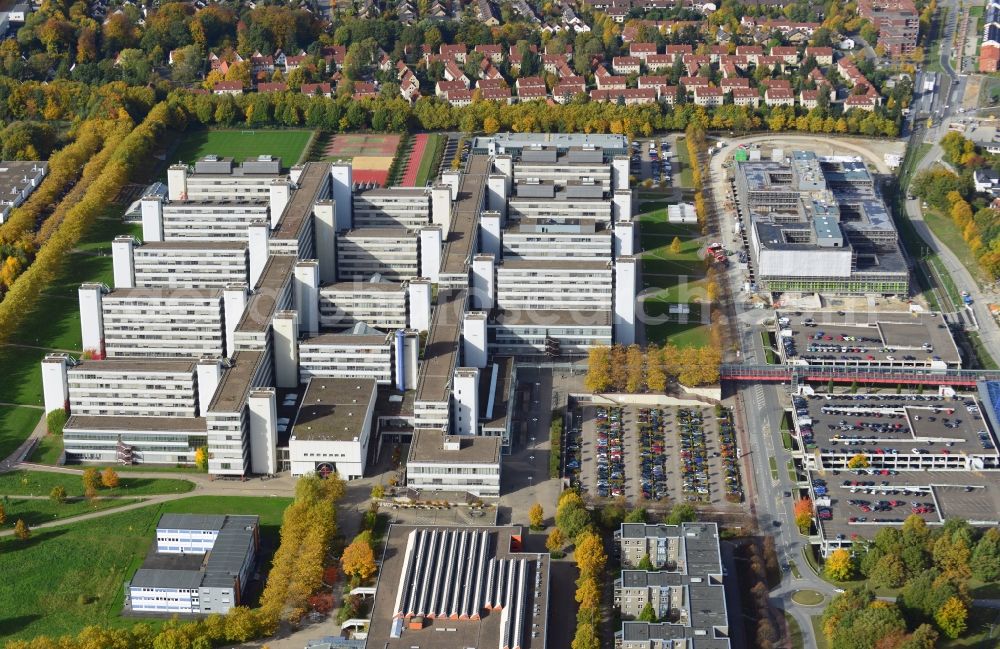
[405,429,501,497]
[352,188,431,230]
[298,331,393,384]
[124,239,250,289]
[167,155,283,202]
[288,378,377,479]
[335,228,420,281]
[64,359,199,418]
[318,280,408,331]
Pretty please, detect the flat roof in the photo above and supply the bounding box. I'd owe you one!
[776,310,960,367]
[795,392,1000,457]
[499,259,610,271]
[65,415,207,432]
[320,281,406,292]
[106,287,223,300]
[492,309,612,327]
[442,154,489,274]
[70,359,196,374]
[237,254,296,332]
[366,524,549,649]
[273,162,330,241]
[416,289,466,403]
[407,428,502,465]
[480,356,513,430]
[290,378,377,442]
[208,350,264,413]
[158,513,227,530]
[136,240,248,251]
[299,332,390,346]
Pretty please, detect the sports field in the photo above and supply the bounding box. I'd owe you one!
[400,133,445,187]
[171,129,314,167]
[323,133,402,186]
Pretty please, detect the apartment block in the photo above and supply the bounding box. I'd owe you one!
[318,280,408,331]
[405,429,502,497]
[352,187,431,230]
[335,228,420,281]
[298,331,393,384]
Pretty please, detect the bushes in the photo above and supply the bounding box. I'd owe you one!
[46,409,67,436]
[549,414,563,479]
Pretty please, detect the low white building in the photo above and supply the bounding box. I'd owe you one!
[405,428,502,497]
[126,513,258,615]
[288,377,377,479]
[298,330,393,384]
[0,160,47,224]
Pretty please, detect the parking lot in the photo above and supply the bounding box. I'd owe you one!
[812,470,1000,548]
[575,404,745,511]
[774,310,960,369]
[630,138,674,185]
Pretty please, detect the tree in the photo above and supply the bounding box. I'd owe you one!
[529,503,544,530]
[371,484,385,500]
[933,534,971,579]
[195,446,208,471]
[825,548,854,582]
[645,345,667,392]
[847,453,870,469]
[665,503,696,525]
[46,408,66,436]
[224,606,261,642]
[341,536,377,586]
[625,344,644,393]
[585,346,612,393]
[82,467,101,496]
[0,502,5,525]
[575,576,601,611]
[794,497,813,534]
[546,528,565,553]
[571,622,600,649]
[14,518,30,540]
[670,236,682,254]
[637,554,655,571]
[869,553,906,589]
[101,467,120,489]
[49,485,66,503]
[934,596,968,639]
[556,492,591,540]
[574,531,607,578]
[971,527,1000,582]
[638,601,658,622]
[623,508,647,524]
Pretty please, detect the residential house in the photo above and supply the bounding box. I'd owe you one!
[285,53,308,71]
[770,46,800,64]
[974,168,1000,194]
[764,87,795,106]
[352,82,378,100]
[665,44,693,61]
[844,92,878,111]
[443,60,470,87]
[799,89,819,109]
[736,45,763,64]
[757,55,785,72]
[553,77,586,102]
[612,56,641,75]
[693,85,724,107]
[481,86,513,104]
[720,77,750,91]
[597,75,627,90]
[478,0,500,25]
[212,81,243,95]
[436,79,468,97]
[731,87,760,107]
[630,43,658,62]
[805,46,834,65]
[250,51,274,75]
[476,44,504,64]
[709,44,729,63]
[517,84,548,101]
[441,44,467,63]
[645,54,674,72]
[447,88,474,107]
[400,70,420,102]
[678,76,710,89]
[590,88,657,105]
[300,83,332,97]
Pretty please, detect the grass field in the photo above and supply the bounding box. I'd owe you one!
[0,495,292,641]
[1,496,141,527]
[0,470,194,498]
[0,209,142,461]
[674,137,694,188]
[922,207,987,288]
[638,206,712,347]
[171,129,313,167]
[0,406,43,463]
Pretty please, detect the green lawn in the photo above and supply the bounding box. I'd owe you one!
[0,495,292,641]
[413,133,444,187]
[811,616,831,649]
[172,129,314,167]
[786,612,805,649]
[0,406,42,463]
[0,470,194,498]
[769,457,778,480]
[27,433,63,464]
[644,321,714,348]
[675,137,694,188]
[922,207,988,288]
[1,496,141,527]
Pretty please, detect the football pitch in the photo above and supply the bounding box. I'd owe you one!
[171,129,314,167]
